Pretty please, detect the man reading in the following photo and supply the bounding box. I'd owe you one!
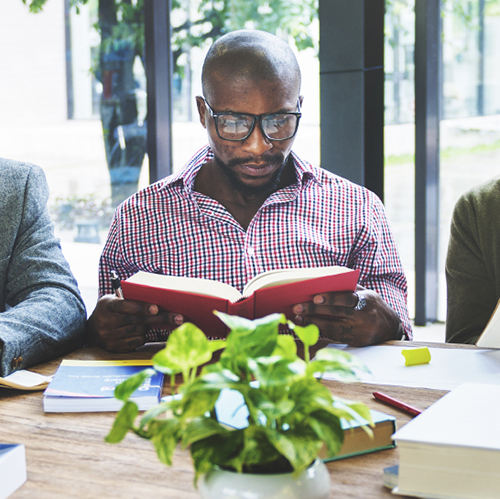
[88,29,411,352]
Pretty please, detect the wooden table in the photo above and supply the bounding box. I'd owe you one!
[0,341,470,498]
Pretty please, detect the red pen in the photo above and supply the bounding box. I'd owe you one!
[372,391,422,417]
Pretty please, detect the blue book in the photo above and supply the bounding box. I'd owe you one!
[0,444,27,499]
[43,360,163,413]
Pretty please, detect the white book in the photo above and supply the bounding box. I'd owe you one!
[476,298,500,348]
[392,383,500,499]
[0,444,27,499]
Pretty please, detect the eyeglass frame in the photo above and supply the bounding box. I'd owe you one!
[202,97,302,142]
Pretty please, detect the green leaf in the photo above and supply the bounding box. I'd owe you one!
[265,426,322,475]
[307,409,344,457]
[139,400,177,429]
[292,323,320,347]
[114,368,156,401]
[180,387,220,419]
[154,323,214,379]
[248,356,305,389]
[272,334,297,359]
[151,349,181,375]
[181,417,228,448]
[230,425,288,473]
[332,398,374,429]
[208,339,227,353]
[214,311,256,333]
[150,419,182,466]
[190,431,244,483]
[105,401,139,443]
[218,312,286,364]
[308,347,370,380]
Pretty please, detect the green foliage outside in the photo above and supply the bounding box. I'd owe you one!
[22,0,318,205]
[105,312,372,483]
[50,194,115,230]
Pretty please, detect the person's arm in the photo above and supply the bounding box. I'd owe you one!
[0,164,86,376]
[86,202,184,352]
[293,192,410,346]
[445,192,497,343]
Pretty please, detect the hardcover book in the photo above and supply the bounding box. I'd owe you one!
[121,266,360,337]
[0,444,27,499]
[213,388,396,461]
[43,360,164,413]
[392,383,500,498]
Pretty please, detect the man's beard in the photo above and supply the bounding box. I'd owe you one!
[214,153,288,196]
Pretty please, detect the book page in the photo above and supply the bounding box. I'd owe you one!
[126,271,242,302]
[476,297,500,348]
[0,370,53,390]
[243,265,351,297]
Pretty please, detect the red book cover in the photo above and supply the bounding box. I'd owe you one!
[121,268,360,338]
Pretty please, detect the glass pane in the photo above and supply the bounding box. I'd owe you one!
[0,1,146,313]
[169,0,320,172]
[439,0,500,321]
[384,0,416,318]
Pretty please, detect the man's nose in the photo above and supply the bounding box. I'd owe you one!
[241,122,273,155]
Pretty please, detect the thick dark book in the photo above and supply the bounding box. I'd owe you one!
[213,388,396,461]
[43,360,164,413]
[121,266,360,337]
[0,444,27,499]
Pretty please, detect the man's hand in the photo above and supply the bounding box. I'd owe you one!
[86,295,184,352]
[292,285,401,347]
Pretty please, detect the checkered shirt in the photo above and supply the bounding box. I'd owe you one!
[99,145,412,339]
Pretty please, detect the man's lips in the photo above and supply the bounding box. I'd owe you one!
[239,163,276,177]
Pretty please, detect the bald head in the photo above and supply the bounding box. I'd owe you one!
[202,30,301,102]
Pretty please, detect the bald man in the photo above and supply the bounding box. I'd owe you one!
[87,30,411,352]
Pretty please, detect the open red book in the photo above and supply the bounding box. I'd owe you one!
[121,266,360,337]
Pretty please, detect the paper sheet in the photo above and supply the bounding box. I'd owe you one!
[0,370,53,390]
[320,345,500,391]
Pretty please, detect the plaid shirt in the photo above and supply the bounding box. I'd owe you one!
[99,146,412,339]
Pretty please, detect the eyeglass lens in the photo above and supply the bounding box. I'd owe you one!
[217,113,298,140]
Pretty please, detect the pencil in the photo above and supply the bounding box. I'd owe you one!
[372,391,422,417]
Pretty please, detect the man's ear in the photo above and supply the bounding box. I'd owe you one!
[195,96,207,129]
[299,95,304,108]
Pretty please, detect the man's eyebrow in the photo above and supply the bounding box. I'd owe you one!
[219,106,298,115]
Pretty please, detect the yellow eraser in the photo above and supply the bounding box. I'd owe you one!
[402,347,431,366]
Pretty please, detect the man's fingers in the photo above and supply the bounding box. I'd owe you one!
[311,291,360,308]
[105,295,159,316]
[293,302,356,318]
[102,334,147,353]
[102,295,184,326]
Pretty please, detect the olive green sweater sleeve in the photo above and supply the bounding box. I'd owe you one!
[445,176,500,343]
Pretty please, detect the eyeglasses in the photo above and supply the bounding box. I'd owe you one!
[203,98,302,142]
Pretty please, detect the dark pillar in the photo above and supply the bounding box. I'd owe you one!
[319,0,385,201]
[414,0,441,325]
[145,0,173,182]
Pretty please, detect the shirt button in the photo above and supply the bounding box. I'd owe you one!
[247,247,255,257]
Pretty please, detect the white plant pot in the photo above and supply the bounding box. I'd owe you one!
[198,459,330,499]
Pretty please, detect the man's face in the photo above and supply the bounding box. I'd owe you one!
[196,77,301,196]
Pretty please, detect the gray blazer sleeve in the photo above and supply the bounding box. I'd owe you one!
[0,159,86,376]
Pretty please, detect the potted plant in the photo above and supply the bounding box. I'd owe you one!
[105,312,373,498]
